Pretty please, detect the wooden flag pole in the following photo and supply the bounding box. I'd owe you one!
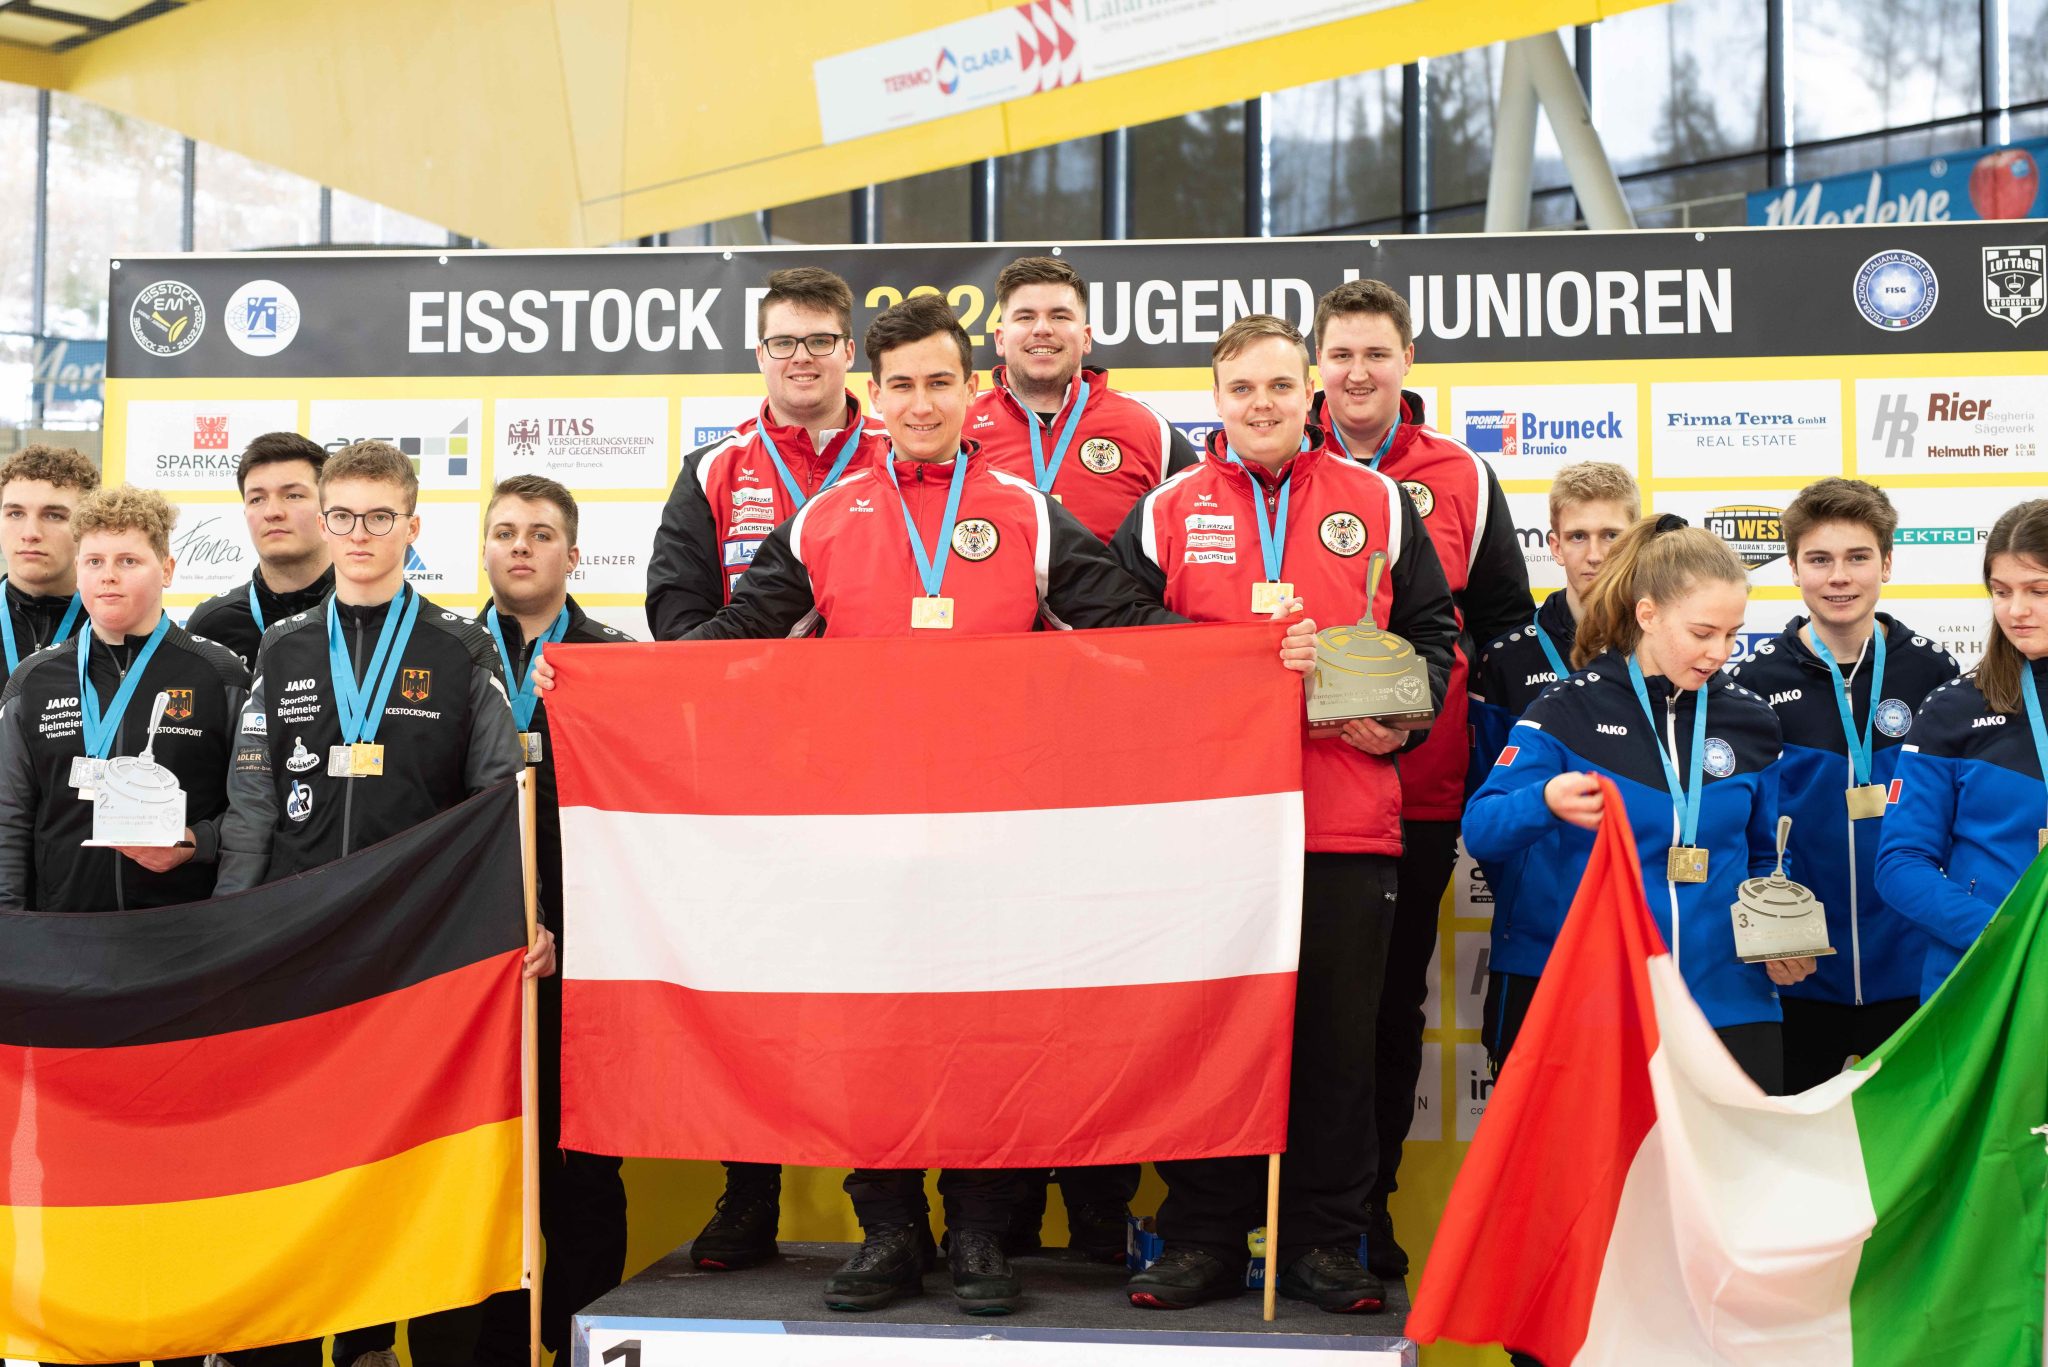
[1262,1151,1282,1322]
[518,770,542,1367]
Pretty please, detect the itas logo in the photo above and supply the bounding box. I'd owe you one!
[507,418,541,458]
[194,415,230,450]
[1704,505,1786,570]
[1982,245,2045,327]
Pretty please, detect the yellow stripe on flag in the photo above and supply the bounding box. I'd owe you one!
[3,1119,522,1364]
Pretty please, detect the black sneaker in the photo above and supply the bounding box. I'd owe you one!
[1126,1246,1243,1310]
[1064,1201,1132,1263]
[948,1227,1021,1315]
[1278,1246,1386,1314]
[689,1176,780,1270]
[1004,1176,1049,1256]
[823,1223,933,1311]
[1364,1200,1409,1279]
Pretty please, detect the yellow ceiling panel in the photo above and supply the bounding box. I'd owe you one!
[0,9,87,47]
[35,0,161,21]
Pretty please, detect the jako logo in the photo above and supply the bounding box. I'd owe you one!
[1769,688,1802,705]
[1596,722,1628,736]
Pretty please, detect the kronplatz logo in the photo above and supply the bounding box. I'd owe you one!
[1463,408,1626,458]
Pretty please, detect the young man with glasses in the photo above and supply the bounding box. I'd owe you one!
[188,431,336,669]
[645,266,887,640]
[216,441,554,1367]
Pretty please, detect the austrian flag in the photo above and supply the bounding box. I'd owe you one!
[546,624,1306,1169]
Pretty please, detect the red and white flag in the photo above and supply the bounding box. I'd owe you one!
[546,624,1305,1170]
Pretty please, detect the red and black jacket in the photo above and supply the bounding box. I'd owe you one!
[684,441,1183,641]
[968,365,1198,543]
[645,393,889,640]
[1110,426,1459,856]
[1312,389,1533,822]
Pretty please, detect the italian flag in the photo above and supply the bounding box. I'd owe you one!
[1410,776,2048,1365]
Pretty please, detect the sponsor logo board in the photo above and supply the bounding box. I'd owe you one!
[309,398,486,490]
[1854,376,2045,473]
[166,502,256,598]
[1983,245,2045,327]
[566,501,664,595]
[1450,383,1636,480]
[402,502,483,599]
[1503,489,1566,592]
[125,399,301,492]
[497,397,669,489]
[1649,379,1839,479]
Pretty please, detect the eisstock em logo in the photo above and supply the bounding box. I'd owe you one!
[1704,505,1787,570]
[129,280,204,358]
[1852,249,1938,330]
[1462,408,1626,458]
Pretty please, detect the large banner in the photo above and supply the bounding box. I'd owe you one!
[103,221,2046,1359]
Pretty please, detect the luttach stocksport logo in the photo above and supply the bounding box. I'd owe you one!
[1982,246,2045,327]
[1853,250,1938,331]
[129,280,205,357]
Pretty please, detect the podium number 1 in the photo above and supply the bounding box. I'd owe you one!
[602,1341,640,1367]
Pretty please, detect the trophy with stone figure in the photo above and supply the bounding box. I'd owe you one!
[1305,550,1435,735]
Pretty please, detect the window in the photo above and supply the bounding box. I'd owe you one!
[43,92,183,339]
[1624,156,1770,228]
[193,141,322,251]
[1000,137,1102,243]
[1270,68,1401,234]
[1789,0,1982,143]
[329,189,447,247]
[1791,120,1991,181]
[1594,0,1768,176]
[770,191,851,245]
[1427,38,1573,211]
[1130,104,1245,238]
[2015,0,2048,107]
[882,166,970,243]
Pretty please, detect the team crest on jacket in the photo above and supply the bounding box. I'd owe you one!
[162,688,195,721]
[1079,437,1122,474]
[1703,737,1736,778]
[401,669,432,703]
[1319,511,1366,557]
[952,518,999,561]
[1875,697,1913,737]
[1400,480,1435,517]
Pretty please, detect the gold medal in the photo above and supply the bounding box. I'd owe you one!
[1845,784,1888,820]
[1667,846,1709,883]
[910,596,954,630]
[2039,827,2047,853]
[1050,493,1064,504]
[520,731,544,764]
[1250,581,1294,615]
[350,742,385,777]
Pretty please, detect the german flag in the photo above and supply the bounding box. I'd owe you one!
[1,782,527,1364]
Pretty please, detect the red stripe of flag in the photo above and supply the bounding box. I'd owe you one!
[560,974,1296,1168]
[545,623,1298,817]
[0,952,521,1207]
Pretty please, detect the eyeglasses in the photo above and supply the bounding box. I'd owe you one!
[323,508,401,536]
[761,332,848,359]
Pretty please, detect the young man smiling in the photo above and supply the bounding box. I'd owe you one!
[1308,279,1531,1282]
[646,266,887,640]
[967,255,1197,544]
[0,485,248,913]
[188,431,336,668]
[1112,314,1458,1316]
[0,443,99,680]
[1728,478,1957,1091]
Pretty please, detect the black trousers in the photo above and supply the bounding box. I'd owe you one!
[1371,819,1459,1202]
[844,1167,1025,1235]
[1156,851,1397,1266]
[1484,970,1788,1095]
[1014,1163,1143,1232]
[1781,995,1917,1094]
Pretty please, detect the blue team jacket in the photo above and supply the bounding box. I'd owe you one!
[1464,650,1786,1029]
[1468,589,1578,797]
[1726,615,1959,1006]
[1874,657,2048,999]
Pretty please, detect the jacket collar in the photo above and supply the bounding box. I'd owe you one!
[1775,612,1901,675]
[253,563,335,619]
[1201,422,1334,492]
[742,392,865,462]
[1536,588,1578,645]
[479,593,585,656]
[990,364,1108,426]
[1308,389,1426,462]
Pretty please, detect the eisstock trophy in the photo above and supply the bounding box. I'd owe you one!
[1730,815,1835,963]
[1304,550,1434,735]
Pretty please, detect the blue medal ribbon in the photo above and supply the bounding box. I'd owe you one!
[1807,625,1887,786]
[757,415,863,512]
[1225,446,1291,584]
[882,449,971,600]
[1,585,83,675]
[1329,416,1400,470]
[1628,654,1709,852]
[75,614,172,760]
[1530,618,1570,681]
[326,586,423,747]
[2020,665,2048,822]
[248,580,266,635]
[1026,377,1092,493]
[486,604,570,731]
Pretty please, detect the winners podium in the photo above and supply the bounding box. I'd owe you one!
[573,1243,1415,1365]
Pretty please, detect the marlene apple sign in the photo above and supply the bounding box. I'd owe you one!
[1748,138,2044,227]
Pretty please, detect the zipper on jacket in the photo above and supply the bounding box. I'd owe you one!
[342,614,360,857]
[1842,641,1866,1004]
[109,638,131,913]
[1663,690,1683,974]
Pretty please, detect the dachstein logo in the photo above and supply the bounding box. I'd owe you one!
[1703,505,1786,570]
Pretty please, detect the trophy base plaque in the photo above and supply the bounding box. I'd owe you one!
[1305,622,1434,736]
